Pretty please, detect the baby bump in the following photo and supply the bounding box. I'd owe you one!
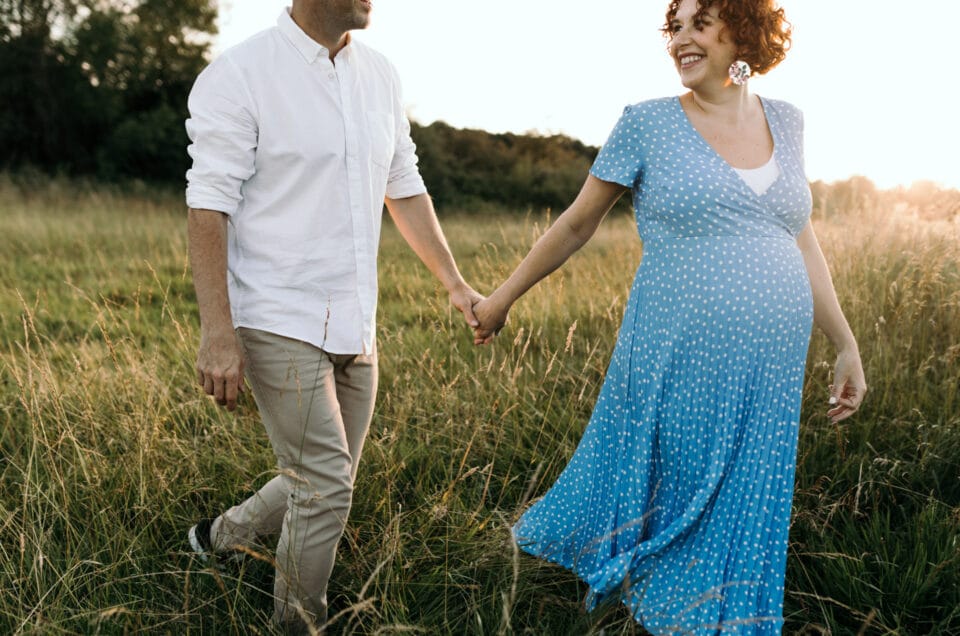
[629,235,813,339]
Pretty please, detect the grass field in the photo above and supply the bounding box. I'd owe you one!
[1,174,959,635]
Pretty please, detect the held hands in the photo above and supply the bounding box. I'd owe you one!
[196,328,245,411]
[472,294,510,345]
[448,281,509,345]
[448,282,485,330]
[827,346,867,423]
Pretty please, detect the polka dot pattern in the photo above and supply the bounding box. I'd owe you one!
[513,96,814,634]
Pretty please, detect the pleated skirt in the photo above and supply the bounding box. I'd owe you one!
[513,235,814,635]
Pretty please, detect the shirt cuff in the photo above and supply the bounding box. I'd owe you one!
[385,172,427,200]
[185,184,240,215]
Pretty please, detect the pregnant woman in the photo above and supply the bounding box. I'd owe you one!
[472,0,867,632]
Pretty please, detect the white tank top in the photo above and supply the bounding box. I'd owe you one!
[734,153,780,196]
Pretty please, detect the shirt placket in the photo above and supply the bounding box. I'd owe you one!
[334,53,375,353]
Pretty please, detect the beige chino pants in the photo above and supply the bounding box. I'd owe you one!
[209,327,377,627]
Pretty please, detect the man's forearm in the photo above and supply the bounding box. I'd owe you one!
[384,193,468,292]
[187,208,234,333]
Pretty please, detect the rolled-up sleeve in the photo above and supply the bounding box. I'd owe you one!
[384,69,427,200]
[185,57,258,215]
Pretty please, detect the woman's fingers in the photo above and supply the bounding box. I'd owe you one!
[827,381,866,422]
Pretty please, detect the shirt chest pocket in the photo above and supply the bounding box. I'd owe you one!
[366,111,396,170]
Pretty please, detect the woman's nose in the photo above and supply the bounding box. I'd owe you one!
[671,28,691,49]
[671,35,689,55]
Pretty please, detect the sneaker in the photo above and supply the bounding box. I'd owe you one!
[189,517,250,569]
[188,517,217,563]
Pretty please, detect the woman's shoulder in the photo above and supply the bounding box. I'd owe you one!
[620,96,677,116]
[610,97,678,133]
[759,96,804,121]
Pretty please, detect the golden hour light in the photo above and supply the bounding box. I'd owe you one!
[2,1,957,634]
[218,1,960,191]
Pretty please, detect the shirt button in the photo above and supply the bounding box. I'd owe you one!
[328,73,335,79]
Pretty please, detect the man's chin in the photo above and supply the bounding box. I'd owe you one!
[352,14,371,30]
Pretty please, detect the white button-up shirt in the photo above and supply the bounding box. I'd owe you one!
[185,9,427,354]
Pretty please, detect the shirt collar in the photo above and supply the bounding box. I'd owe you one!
[277,8,352,64]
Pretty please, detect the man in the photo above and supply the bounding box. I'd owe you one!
[184,1,482,631]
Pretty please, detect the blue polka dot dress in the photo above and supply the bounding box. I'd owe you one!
[512,96,814,634]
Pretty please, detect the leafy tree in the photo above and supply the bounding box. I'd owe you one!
[0,0,216,180]
[85,0,217,179]
[410,120,620,213]
[0,0,97,171]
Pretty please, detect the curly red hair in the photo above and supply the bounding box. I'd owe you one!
[661,0,792,75]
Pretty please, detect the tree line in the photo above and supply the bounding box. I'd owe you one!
[2,1,957,220]
[1,0,216,180]
[0,0,599,212]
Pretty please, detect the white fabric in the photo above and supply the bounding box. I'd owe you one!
[733,153,780,196]
[185,9,427,354]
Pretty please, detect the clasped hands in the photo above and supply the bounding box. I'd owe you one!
[448,283,507,346]
[471,294,508,346]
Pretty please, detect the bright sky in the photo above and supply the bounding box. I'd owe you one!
[216,1,958,190]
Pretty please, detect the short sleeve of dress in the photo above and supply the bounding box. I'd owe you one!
[589,105,644,189]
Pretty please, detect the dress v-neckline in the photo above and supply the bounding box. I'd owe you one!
[674,95,780,198]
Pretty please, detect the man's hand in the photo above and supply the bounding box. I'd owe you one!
[196,328,245,411]
[449,283,484,330]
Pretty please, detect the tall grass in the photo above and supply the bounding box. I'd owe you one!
[1,174,958,634]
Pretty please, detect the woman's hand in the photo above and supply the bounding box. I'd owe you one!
[472,295,510,345]
[827,346,867,423]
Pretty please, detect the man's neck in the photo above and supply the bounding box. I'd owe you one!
[290,6,351,60]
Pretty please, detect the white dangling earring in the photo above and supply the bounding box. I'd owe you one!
[728,60,751,86]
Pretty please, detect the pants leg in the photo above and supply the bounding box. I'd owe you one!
[211,328,377,627]
[211,475,287,552]
[331,346,377,482]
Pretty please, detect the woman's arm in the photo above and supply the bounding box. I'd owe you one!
[796,220,867,422]
[472,175,626,344]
